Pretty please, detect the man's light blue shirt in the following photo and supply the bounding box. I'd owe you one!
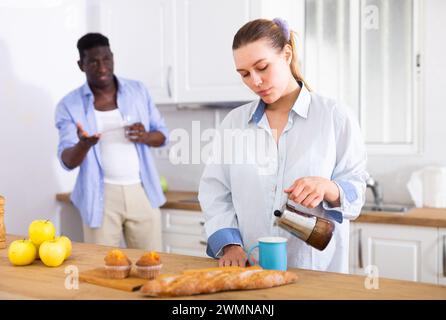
[55,77,168,228]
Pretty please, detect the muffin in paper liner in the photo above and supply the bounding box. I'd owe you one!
[104,264,132,279]
[135,264,163,279]
[103,249,132,279]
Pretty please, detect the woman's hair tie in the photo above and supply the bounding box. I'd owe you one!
[272,17,290,42]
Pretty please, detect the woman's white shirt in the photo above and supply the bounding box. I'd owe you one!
[198,85,369,273]
[94,108,141,185]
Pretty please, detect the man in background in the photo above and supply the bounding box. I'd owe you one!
[55,33,168,250]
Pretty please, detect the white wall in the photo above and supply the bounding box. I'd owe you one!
[0,0,86,236]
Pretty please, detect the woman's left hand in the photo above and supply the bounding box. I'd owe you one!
[284,177,340,208]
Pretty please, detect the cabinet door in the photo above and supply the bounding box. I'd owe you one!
[161,209,208,258]
[352,223,438,284]
[304,0,421,154]
[349,223,357,274]
[163,233,208,258]
[439,228,446,286]
[161,209,205,236]
[175,0,256,102]
[97,0,176,103]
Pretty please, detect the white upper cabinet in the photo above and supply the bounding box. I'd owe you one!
[175,0,304,103]
[91,0,302,104]
[304,0,421,154]
[304,0,360,118]
[96,0,176,103]
[175,0,256,103]
[360,0,421,154]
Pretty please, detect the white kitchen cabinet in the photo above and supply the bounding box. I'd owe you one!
[438,228,446,286]
[175,0,305,103]
[161,209,208,258]
[175,0,256,103]
[304,0,422,155]
[163,233,208,258]
[93,0,303,104]
[96,0,176,103]
[348,222,357,275]
[95,0,255,104]
[350,222,439,284]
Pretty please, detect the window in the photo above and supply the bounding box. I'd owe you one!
[304,0,421,154]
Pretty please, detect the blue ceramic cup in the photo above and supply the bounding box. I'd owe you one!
[246,237,288,271]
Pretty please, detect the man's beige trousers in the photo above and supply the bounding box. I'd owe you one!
[83,183,162,250]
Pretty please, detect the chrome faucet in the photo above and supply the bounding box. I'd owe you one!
[366,176,383,208]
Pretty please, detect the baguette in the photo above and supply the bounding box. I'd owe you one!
[182,265,262,274]
[140,266,298,297]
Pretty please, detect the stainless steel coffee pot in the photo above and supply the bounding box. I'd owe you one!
[274,204,334,251]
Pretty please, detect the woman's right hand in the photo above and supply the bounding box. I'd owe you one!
[219,244,250,267]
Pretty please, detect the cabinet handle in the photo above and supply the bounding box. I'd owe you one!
[199,221,205,226]
[416,53,421,68]
[167,66,172,98]
[358,228,363,269]
[199,240,207,246]
[443,235,446,277]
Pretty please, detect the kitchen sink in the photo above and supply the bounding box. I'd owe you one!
[362,203,412,213]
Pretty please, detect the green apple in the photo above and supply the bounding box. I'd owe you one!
[28,220,56,246]
[160,176,168,193]
[8,239,37,266]
[39,239,66,267]
[55,235,72,259]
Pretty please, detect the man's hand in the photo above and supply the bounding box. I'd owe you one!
[77,122,100,148]
[125,122,166,147]
[284,176,341,208]
[61,123,100,169]
[219,244,250,267]
[125,122,147,143]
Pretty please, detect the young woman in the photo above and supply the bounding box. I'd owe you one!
[198,18,369,273]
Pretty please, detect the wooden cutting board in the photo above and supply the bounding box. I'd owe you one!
[79,268,148,292]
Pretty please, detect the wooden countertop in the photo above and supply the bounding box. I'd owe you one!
[161,190,201,211]
[56,191,446,228]
[354,207,446,227]
[56,191,202,212]
[1,234,445,300]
